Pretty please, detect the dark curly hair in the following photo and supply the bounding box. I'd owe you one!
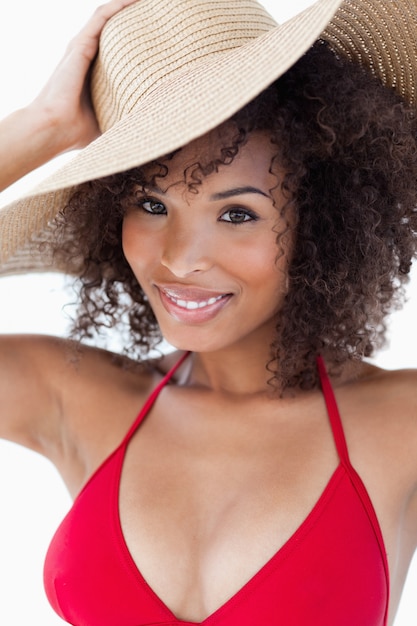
[53,41,417,390]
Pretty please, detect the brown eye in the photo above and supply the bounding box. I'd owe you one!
[141,198,167,214]
[221,208,257,224]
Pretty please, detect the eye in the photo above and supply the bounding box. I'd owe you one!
[138,197,167,215]
[220,208,257,224]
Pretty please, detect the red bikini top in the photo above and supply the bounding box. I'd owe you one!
[44,354,390,626]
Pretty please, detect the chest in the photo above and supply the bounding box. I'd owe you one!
[119,390,341,620]
[45,384,391,626]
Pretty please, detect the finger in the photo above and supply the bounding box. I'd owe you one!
[92,0,139,23]
[67,0,138,62]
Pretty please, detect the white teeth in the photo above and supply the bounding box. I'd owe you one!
[166,293,224,309]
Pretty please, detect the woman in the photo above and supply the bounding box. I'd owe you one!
[0,0,417,625]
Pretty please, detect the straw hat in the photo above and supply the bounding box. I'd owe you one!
[1,0,416,275]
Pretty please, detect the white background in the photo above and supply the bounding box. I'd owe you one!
[0,1,416,623]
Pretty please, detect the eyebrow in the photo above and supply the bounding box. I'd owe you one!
[209,186,270,201]
[141,184,271,200]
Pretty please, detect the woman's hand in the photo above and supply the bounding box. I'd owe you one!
[0,0,138,192]
[31,0,138,152]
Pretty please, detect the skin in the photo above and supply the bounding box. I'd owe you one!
[0,3,417,624]
[122,131,291,386]
[0,0,138,191]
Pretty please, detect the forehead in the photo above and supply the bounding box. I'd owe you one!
[143,129,279,191]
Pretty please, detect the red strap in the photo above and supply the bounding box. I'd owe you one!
[122,351,191,444]
[317,355,390,618]
[316,355,350,467]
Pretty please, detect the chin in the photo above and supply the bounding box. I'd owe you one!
[159,328,232,354]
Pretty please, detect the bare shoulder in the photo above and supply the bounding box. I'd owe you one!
[334,361,417,415]
[0,333,164,494]
[58,344,188,495]
[350,363,417,417]
[0,332,155,397]
[333,363,417,499]
[341,366,417,596]
[333,362,417,446]
[365,365,417,458]
[50,337,158,435]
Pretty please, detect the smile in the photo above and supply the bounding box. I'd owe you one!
[165,293,224,310]
[157,286,232,323]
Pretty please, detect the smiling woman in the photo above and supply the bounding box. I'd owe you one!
[121,132,289,354]
[1,1,417,625]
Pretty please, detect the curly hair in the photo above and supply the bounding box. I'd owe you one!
[53,41,417,390]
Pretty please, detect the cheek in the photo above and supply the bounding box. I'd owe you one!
[121,218,136,266]
[122,217,155,274]
[243,237,291,309]
[239,234,283,280]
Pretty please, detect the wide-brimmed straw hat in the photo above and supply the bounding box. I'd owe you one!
[1,0,416,275]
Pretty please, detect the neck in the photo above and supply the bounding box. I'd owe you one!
[185,327,277,397]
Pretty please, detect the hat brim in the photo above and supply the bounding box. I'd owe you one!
[1,0,344,274]
[3,0,416,275]
[22,0,345,195]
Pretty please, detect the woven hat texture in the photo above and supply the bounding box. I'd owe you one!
[1,0,416,275]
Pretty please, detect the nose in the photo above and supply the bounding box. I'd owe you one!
[160,220,213,277]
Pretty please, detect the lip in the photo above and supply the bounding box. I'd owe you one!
[156,285,233,324]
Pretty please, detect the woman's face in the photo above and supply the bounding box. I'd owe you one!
[122,131,293,354]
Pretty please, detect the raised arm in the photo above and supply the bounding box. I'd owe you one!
[0,0,138,191]
[0,0,140,484]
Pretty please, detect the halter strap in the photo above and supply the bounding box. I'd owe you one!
[122,351,191,444]
[316,355,351,467]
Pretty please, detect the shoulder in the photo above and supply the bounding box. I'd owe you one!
[4,333,157,397]
[7,335,168,492]
[336,366,417,578]
[333,361,417,416]
[55,339,159,428]
[17,335,186,412]
[333,363,417,450]
[365,366,417,448]
[348,364,417,419]
[333,363,417,502]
